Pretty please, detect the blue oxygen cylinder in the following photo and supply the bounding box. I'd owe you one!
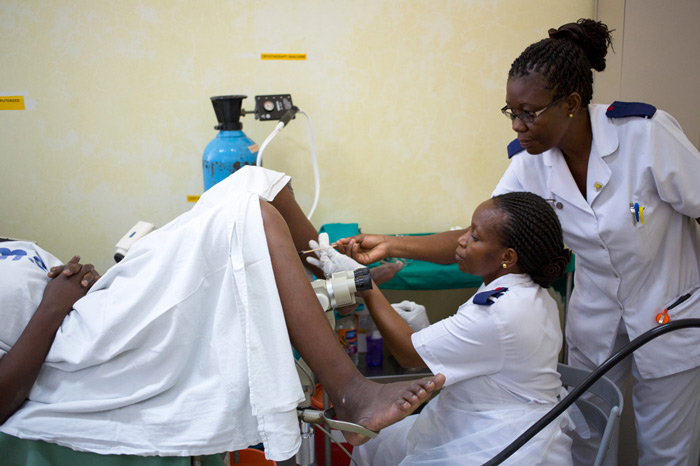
[202,95,259,191]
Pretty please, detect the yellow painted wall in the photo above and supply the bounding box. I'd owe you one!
[1,0,594,273]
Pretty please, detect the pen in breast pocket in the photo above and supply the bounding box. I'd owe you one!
[629,202,645,225]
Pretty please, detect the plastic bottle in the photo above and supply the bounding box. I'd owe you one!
[335,314,359,365]
[354,303,372,353]
[366,330,383,367]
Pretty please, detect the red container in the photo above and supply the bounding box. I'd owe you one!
[229,448,276,465]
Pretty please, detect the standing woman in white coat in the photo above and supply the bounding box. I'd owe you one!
[495,19,700,466]
[339,19,700,466]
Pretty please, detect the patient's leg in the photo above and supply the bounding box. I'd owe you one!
[269,185,319,255]
[260,200,445,444]
[269,186,403,284]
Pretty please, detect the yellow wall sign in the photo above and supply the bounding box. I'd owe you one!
[261,53,306,60]
[0,96,25,110]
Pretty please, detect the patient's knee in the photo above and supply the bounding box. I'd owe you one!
[259,199,290,241]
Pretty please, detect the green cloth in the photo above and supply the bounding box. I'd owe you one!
[0,433,226,466]
[377,260,482,290]
[318,222,360,242]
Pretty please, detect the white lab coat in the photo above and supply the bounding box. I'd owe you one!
[494,104,700,380]
[0,167,306,461]
[353,274,573,466]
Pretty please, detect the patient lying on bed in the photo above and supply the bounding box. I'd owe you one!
[0,166,444,463]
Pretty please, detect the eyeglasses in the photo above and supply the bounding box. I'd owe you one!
[501,96,564,124]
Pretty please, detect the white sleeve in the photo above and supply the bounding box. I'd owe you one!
[647,111,700,218]
[411,302,504,386]
[492,158,526,197]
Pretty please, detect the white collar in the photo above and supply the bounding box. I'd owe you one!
[589,103,619,158]
[479,273,534,292]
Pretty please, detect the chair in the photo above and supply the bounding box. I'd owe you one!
[558,363,623,466]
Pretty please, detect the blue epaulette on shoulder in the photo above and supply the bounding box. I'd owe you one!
[606,101,656,119]
[507,139,524,159]
[473,287,509,306]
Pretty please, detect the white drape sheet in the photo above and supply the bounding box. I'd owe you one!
[0,167,306,461]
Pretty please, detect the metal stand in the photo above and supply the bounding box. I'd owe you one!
[294,406,377,466]
[296,420,315,466]
[323,391,331,466]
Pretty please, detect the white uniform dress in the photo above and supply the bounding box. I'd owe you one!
[494,103,700,465]
[353,273,573,466]
[0,166,306,461]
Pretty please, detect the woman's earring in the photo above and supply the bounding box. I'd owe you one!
[502,263,507,269]
[568,113,574,118]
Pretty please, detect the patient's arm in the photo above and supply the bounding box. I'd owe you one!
[0,260,94,425]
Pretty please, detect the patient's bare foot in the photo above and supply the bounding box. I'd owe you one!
[370,262,404,285]
[331,373,445,445]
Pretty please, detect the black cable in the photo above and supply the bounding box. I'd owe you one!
[279,106,299,126]
[483,318,700,466]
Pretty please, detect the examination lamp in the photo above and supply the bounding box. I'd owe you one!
[312,267,372,312]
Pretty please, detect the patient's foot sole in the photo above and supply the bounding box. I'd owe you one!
[369,262,404,285]
[333,373,445,445]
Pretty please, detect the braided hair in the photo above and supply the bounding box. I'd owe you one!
[491,192,571,288]
[508,18,613,106]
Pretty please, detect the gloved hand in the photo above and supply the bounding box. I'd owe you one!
[391,300,431,331]
[306,233,363,278]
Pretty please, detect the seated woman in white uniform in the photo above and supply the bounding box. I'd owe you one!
[351,192,573,465]
[0,166,445,465]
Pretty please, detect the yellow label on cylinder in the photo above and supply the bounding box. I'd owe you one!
[187,195,201,203]
[0,96,25,110]
[261,53,306,60]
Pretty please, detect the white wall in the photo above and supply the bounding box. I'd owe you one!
[0,0,594,273]
[596,0,700,149]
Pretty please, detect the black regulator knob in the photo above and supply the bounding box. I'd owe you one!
[353,267,373,292]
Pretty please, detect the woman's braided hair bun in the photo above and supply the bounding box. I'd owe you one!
[536,249,572,284]
[509,18,613,106]
[547,19,612,72]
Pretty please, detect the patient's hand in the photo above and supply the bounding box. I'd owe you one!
[48,255,100,289]
[42,262,95,317]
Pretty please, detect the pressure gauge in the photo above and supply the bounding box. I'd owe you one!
[255,94,294,120]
